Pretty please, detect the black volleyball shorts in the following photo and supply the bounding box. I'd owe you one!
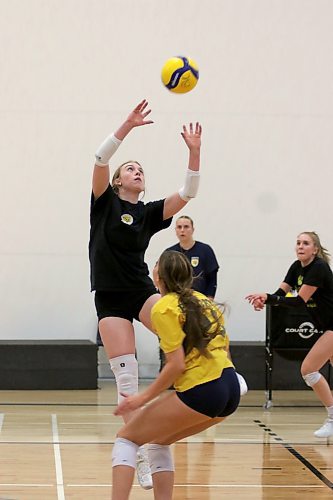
[94,286,159,323]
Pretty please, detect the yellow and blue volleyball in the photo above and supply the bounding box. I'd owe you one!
[161,56,199,94]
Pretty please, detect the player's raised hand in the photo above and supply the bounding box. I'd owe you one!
[127,99,154,127]
[181,122,202,151]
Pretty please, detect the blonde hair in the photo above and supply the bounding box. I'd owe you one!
[111,161,143,195]
[298,231,331,264]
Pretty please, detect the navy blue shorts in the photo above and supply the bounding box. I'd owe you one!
[176,367,240,418]
[95,286,158,322]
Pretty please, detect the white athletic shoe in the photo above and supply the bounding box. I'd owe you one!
[236,372,248,396]
[314,419,333,438]
[136,449,153,490]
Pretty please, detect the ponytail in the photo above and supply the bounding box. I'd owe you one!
[178,289,225,357]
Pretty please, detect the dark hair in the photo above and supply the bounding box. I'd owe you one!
[158,250,225,356]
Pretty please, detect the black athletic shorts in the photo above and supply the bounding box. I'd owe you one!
[176,367,240,418]
[94,286,158,322]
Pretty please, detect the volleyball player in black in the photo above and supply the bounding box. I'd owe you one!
[246,231,333,438]
[90,99,202,487]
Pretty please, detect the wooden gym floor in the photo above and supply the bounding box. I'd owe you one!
[0,382,332,499]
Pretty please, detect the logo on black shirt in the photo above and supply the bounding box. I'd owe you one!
[121,214,134,225]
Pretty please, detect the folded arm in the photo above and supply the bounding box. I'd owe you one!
[246,282,317,310]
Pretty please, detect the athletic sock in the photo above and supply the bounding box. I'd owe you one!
[326,405,333,420]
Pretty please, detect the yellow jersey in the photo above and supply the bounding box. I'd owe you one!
[151,291,234,392]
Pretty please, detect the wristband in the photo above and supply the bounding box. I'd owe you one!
[266,294,305,308]
[178,169,200,201]
[95,133,122,167]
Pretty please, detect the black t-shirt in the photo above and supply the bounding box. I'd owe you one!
[284,257,333,330]
[166,241,219,296]
[89,185,172,291]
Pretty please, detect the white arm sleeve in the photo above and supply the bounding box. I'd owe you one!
[95,133,122,167]
[178,169,200,201]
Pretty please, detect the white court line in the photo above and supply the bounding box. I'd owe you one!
[67,483,325,489]
[0,483,324,489]
[0,414,4,433]
[59,422,119,426]
[52,414,65,500]
[0,483,53,487]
